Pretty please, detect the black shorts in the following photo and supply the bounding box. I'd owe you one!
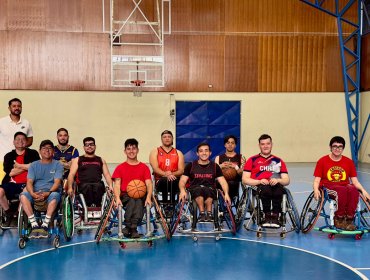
[0,182,25,200]
[188,185,216,200]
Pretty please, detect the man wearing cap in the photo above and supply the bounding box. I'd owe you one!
[0,98,33,183]
[0,132,39,227]
[20,140,63,238]
[149,130,185,206]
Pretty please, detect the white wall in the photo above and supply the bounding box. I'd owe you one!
[0,90,351,163]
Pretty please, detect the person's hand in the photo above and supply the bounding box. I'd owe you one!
[179,191,187,202]
[114,197,122,208]
[33,191,44,201]
[362,190,370,202]
[269,178,279,186]
[67,187,74,197]
[145,196,152,207]
[164,171,177,181]
[259,179,269,185]
[313,188,321,200]
[224,193,231,205]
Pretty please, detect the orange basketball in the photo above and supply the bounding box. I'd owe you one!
[222,167,238,181]
[127,180,147,199]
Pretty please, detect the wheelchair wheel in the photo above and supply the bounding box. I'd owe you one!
[152,195,171,241]
[234,186,250,232]
[95,193,115,243]
[359,193,370,228]
[62,195,74,241]
[217,190,236,235]
[300,190,324,233]
[285,188,301,233]
[17,204,29,239]
[170,200,185,236]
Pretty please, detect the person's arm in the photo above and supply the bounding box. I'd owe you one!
[313,176,322,200]
[67,158,79,196]
[217,176,231,204]
[102,159,113,191]
[351,177,370,201]
[25,178,41,200]
[149,148,163,176]
[144,179,153,206]
[9,162,31,177]
[113,178,122,206]
[26,136,33,147]
[178,175,189,202]
[242,171,269,186]
[172,150,185,177]
[269,173,290,186]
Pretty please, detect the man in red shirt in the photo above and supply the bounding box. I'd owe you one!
[242,134,290,227]
[313,136,370,230]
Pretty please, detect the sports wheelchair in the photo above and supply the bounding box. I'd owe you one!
[243,185,301,238]
[154,179,179,220]
[170,189,236,241]
[0,197,21,232]
[17,194,74,249]
[300,188,370,239]
[95,191,171,248]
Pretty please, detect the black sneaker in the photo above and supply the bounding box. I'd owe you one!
[39,225,49,238]
[198,213,206,222]
[262,213,271,227]
[130,228,141,239]
[206,212,214,222]
[122,227,131,238]
[2,212,12,227]
[270,213,281,228]
[29,226,40,238]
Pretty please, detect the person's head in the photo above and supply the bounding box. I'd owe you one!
[8,98,22,116]
[258,134,273,156]
[83,137,96,155]
[124,138,139,160]
[39,139,55,160]
[196,142,211,162]
[161,130,174,147]
[57,128,69,146]
[329,136,345,155]
[224,135,238,152]
[13,132,27,151]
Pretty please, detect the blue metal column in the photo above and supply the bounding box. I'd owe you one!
[300,0,370,164]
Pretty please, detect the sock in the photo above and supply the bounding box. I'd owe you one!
[29,215,38,228]
[42,215,51,228]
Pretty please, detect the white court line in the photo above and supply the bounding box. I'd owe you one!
[357,268,370,270]
[0,240,95,270]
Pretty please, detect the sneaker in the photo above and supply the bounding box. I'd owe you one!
[262,213,271,227]
[122,227,131,238]
[38,226,49,238]
[206,212,214,222]
[130,228,141,239]
[344,217,356,231]
[29,226,40,238]
[334,216,346,229]
[198,212,206,222]
[3,212,12,227]
[270,213,281,228]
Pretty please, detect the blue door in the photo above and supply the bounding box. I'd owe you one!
[176,101,241,162]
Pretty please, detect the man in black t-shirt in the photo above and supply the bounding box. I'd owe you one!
[179,142,230,223]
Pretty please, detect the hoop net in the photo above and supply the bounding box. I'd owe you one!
[130,80,145,97]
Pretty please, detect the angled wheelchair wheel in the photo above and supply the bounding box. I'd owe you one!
[234,186,250,232]
[285,188,301,233]
[17,204,30,239]
[217,190,236,235]
[359,193,370,228]
[300,190,324,233]
[62,195,74,241]
[95,193,115,243]
[170,200,185,236]
[152,195,171,241]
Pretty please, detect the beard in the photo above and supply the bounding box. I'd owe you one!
[58,139,69,146]
[85,150,95,156]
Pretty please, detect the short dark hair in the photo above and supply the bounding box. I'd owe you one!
[161,130,173,137]
[57,128,69,135]
[8,98,22,107]
[124,138,138,149]
[83,137,95,145]
[224,135,237,145]
[197,142,211,152]
[40,139,54,149]
[329,136,345,148]
[14,131,27,140]
[258,134,272,143]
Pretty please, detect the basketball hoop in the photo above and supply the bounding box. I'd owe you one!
[130,80,145,97]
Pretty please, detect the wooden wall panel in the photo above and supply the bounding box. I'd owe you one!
[47,0,82,32]
[325,36,344,92]
[82,0,104,33]
[225,36,258,92]
[0,1,7,30]
[7,0,46,31]
[361,34,370,91]
[188,36,225,91]
[0,32,6,88]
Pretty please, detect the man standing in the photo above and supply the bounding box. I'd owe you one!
[179,142,231,224]
[0,98,33,182]
[67,137,112,207]
[53,128,79,179]
[149,130,184,204]
[313,136,370,230]
[242,134,290,227]
[113,138,152,238]
[215,135,245,203]
[0,132,39,227]
[20,140,63,238]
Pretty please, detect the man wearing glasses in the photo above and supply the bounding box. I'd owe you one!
[313,136,370,230]
[20,140,63,238]
[67,137,112,206]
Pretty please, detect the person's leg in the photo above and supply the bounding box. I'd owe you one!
[189,186,206,222]
[0,187,9,211]
[20,192,39,237]
[344,184,360,230]
[324,185,346,229]
[156,178,169,203]
[130,198,145,238]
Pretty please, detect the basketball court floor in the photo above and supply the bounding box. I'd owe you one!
[0,163,369,280]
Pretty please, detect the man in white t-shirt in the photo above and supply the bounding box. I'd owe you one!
[0,98,33,182]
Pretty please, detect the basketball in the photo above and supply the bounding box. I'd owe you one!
[127,180,147,199]
[222,167,238,181]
